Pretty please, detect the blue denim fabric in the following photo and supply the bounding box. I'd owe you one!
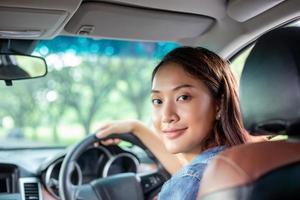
[158,146,225,200]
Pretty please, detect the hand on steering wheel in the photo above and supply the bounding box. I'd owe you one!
[59,128,170,200]
[95,120,138,137]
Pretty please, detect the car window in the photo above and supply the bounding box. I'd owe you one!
[230,18,300,82]
[230,45,254,83]
[0,36,178,147]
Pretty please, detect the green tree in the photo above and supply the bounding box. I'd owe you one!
[117,58,155,120]
[46,56,120,135]
[0,79,44,140]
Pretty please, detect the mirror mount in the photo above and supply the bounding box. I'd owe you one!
[0,39,37,55]
[0,54,16,86]
[5,80,12,86]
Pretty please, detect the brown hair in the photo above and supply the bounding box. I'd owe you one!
[152,46,249,149]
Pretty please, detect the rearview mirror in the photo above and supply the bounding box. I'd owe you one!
[0,54,47,85]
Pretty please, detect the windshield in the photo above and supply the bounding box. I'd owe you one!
[0,36,178,148]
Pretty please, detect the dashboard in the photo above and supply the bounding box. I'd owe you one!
[0,144,159,200]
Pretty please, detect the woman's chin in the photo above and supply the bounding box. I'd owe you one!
[164,142,185,154]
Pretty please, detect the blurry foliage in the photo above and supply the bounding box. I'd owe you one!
[0,36,177,146]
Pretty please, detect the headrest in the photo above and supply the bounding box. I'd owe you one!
[240,27,300,136]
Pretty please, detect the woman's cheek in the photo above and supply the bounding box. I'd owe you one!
[151,109,161,131]
[177,103,192,118]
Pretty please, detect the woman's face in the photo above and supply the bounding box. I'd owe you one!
[151,63,217,154]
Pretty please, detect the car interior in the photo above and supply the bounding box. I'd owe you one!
[0,0,299,200]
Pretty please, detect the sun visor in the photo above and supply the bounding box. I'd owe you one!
[0,7,68,39]
[0,0,82,39]
[227,0,285,22]
[65,2,215,42]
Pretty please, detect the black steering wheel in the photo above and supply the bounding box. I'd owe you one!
[59,133,170,200]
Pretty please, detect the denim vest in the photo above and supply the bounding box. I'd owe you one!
[158,146,225,200]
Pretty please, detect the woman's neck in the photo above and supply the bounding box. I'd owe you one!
[176,146,204,164]
[176,143,219,164]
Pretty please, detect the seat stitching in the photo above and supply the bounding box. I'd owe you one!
[215,155,251,180]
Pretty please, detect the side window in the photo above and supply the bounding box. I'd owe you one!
[231,18,300,82]
[230,45,254,83]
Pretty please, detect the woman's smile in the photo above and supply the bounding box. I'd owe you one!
[152,63,217,154]
[162,127,188,139]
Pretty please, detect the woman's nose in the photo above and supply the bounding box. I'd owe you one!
[161,102,179,123]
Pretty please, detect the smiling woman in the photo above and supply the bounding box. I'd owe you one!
[95,46,252,200]
[151,63,217,154]
[0,1,298,200]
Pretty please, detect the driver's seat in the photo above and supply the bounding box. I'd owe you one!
[198,27,300,199]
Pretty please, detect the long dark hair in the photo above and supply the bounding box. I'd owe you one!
[152,47,249,149]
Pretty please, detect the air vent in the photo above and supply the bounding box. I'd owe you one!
[19,178,42,200]
[24,183,39,200]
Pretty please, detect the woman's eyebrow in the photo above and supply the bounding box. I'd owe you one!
[172,84,195,91]
[151,84,195,93]
[151,90,160,94]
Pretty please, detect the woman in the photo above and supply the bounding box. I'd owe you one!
[96,47,250,200]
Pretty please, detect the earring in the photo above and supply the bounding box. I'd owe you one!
[216,95,224,120]
[216,112,221,120]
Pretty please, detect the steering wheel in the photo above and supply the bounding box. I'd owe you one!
[59,133,170,200]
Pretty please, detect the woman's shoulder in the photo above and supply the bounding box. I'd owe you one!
[158,146,225,200]
[191,145,226,165]
[171,145,226,180]
[158,162,206,200]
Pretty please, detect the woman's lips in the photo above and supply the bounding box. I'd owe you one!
[162,128,188,139]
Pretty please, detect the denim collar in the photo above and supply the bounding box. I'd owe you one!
[191,146,225,165]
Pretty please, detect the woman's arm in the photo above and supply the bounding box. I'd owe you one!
[95,120,183,174]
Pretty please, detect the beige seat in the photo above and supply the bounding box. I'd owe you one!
[198,27,300,200]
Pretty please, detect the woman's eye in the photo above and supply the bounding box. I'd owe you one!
[177,95,190,101]
[152,99,162,105]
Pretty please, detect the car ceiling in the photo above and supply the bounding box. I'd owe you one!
[0,0,299,57]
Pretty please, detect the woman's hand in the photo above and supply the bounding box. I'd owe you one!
[95,120,138,138]
[95,120,140,146]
